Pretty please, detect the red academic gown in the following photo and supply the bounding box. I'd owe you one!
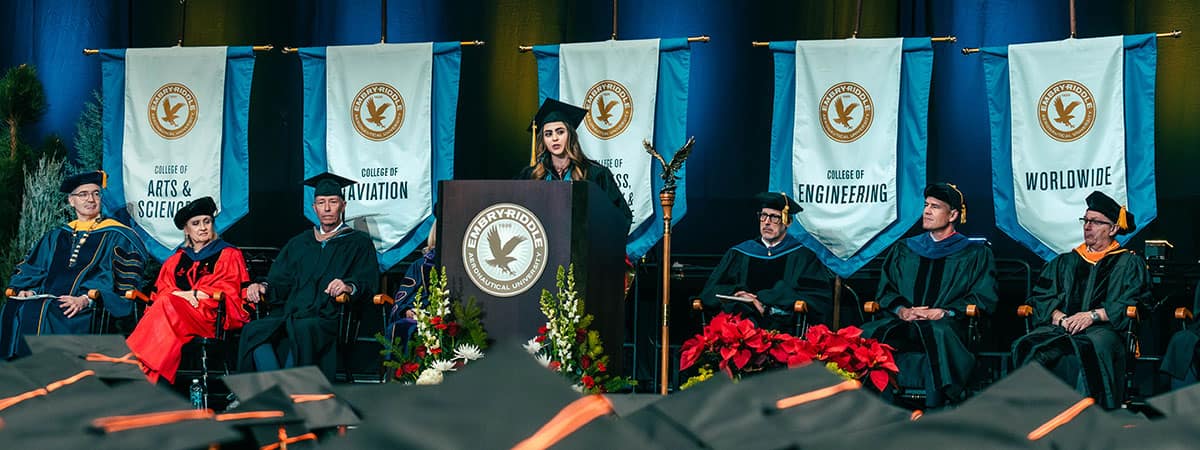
[127,241,250,384]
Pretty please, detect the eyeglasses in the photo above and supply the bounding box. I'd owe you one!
[757,212,783,224]
[1079,217,1113,227]
[70,190,101,200]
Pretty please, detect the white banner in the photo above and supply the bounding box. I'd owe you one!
[792,38,902,259]
[326,43,433,252]
[123,46,226,249]
[559,39,659,234]
[1009,36,1126,254]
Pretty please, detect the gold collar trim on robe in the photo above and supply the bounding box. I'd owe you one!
[1073,241,1123,265]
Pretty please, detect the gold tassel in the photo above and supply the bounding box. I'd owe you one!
[529,122,538,168]
[1116,206,1129,231]
[947,182,965,223]
[960,204,967,224]
[99,170,108,188]
[779,192,791,226]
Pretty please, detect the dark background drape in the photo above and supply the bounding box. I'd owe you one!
[1,0,1197,267]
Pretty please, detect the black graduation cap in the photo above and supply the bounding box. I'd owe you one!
[328,343,660,449]
[925,182,967,223]
[529,98,588,131]
[807,364,1127,449]
[221,366,360,430]
[221,386,317,449]
[0,350,109,416]
[626,362,910,450]
[0,379,242,449]
[753,191,802,226]
[303,172,357,198]
[1147,380,1200,417]
[59,170,107,194]
[1086,191,1135,234]
[22,334,148,381]
[173,196,217,229]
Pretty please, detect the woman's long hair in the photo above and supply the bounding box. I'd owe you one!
[530,124,588,181]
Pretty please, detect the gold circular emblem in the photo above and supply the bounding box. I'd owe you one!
[1037,80,1096,142]
[462,203,548,298]
[351,83,405,142]
[582,80,633,140]
[818,82,874,143]
[148,83,199,140]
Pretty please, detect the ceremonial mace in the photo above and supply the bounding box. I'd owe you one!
[645,137,695,395]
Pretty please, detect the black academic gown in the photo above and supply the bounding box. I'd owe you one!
[1012,245,1150,409]
[698,234,834,332]
[516,157,634,229]
[860,233,998,401]
[237,226,379,378]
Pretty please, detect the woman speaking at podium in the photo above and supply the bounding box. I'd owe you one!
[517,98,633,227]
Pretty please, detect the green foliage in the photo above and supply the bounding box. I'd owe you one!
[378,267,489,384]
[0,154,66,290]
[71,91,104,173]
[0,64,48,160]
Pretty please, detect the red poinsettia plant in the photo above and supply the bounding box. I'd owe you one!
[680,313,898,391]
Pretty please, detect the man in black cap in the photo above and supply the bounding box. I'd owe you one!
[697,192,834,332]
[1012,190,1150,409]
[861,182,998,407]
[238,172,379,378]
[0,170,147,359]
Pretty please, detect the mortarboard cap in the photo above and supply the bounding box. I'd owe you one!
[754,192,802,225]
[22,334,148,381]
[221,386,318,449]
[60,170,107,194]
[924,182,967,223]
[303,172,357,198]
[1086,191,1135,234]
[529,98,588,131]
[172,196,217,229]
[222,366,360,430]
[0,350,109,417]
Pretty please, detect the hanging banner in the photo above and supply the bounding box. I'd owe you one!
[769,38,932,277]
[301,42,461,270]
[100,46,254,261]
[534,38,692,259]
[983,35,1157,260]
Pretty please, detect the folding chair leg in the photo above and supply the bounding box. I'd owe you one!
[199,342,210,409]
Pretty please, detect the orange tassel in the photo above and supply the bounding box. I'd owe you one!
[1116,206,1129,231]
[779,192,791,226]
[99,170,108,188]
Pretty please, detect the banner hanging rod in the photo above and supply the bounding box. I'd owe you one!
[751,36,956,47]
[961,30,1181,55]
[281,41,486,54]
[84,45,274,55]
[518,35,710,53]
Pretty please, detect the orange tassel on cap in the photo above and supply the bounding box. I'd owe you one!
[99,170,108,188]
[1116,206,1129,231]
[779,192,791,226]
[529,122,539,168]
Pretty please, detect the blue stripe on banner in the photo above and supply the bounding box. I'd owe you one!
[100,48,256,261]
[535,39,692,259]
[1122,33,1157,243]
[99,49,127,223]
[984,35,1157,261]
[217,47,255,240]
[301,44,461,270]
[768,38,932,278]
[299,47,329,226]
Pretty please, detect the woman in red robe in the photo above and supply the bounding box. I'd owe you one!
[127,197,250,384]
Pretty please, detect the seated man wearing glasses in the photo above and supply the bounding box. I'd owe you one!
[1012,191,1150,409]
[862,182,998,407]
[0,171,148,359]
[698,192,834,332]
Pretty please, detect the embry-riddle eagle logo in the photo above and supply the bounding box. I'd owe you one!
[583,80,633,140]
[819,82,874,143]
[148,83,199,140]
[351,83,405,141]
[462,203,548,298]
[1037,80,1096,142]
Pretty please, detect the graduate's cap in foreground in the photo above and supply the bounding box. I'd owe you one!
[60,170,107,193]
[627,361,909,450]
[0,378,241,449]
[925,182,967,223]
[330,343,660,449]
[222,365,359,430]
[22,334,148,381]
[173,196,217,229]
[0,350,109,415]
[754,191,802,225]
[221,385,318,449]
[529,97,588,131]
[303,172,357,198]
[1085,190,1135,234]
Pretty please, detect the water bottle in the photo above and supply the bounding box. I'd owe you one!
[189,378,204,409]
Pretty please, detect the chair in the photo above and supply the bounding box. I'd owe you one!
[861,299,986,405]
[691,298,813,336]
[4,287,112,334]
[1017,303,1141,407]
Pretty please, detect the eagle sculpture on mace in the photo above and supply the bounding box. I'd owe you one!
[643,136,695,395]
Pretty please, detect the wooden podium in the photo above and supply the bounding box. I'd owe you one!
[438,180,626,372]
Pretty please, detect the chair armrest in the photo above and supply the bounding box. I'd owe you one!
[211,291,224,302]
[691,298,703,311]
[373,294,395,306]
[863,301,880,314]
[124,290,151,304]
[1016,305,1034,317]
[794,300,808,314]
[966,304,979,318]
[1126,306,1138,320]
[87,289,101,301]
[4,288,13,297]
[334,293,351,304]
[1175,307,1194,321]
